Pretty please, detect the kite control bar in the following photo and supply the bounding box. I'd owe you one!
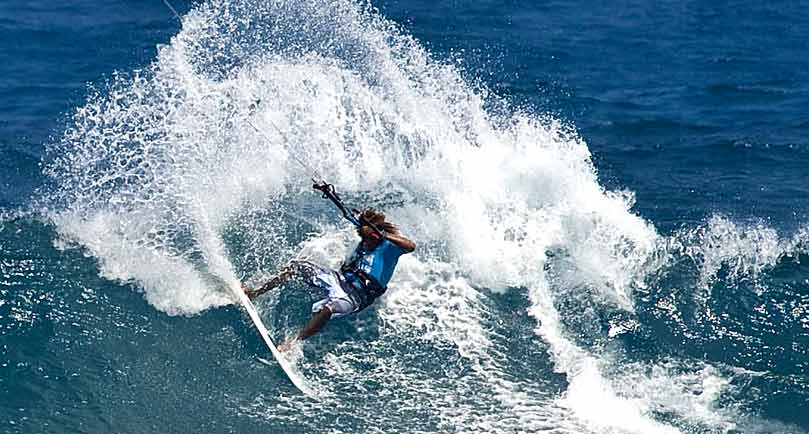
[312,180,385,237]
[312,180,361,227]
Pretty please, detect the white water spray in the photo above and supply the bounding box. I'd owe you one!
[43,1,803,433]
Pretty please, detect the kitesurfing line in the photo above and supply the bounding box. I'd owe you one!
[159,0,344,199]
[245,118,325,184]
[161,0,183,21]
[157,0,386,238]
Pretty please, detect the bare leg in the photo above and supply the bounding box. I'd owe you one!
[299,306,332,340]
[243,260,320,300]
[243,269,295,299]
[279,306,332,352]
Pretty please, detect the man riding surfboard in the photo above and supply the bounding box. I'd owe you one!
[243,203,415,350]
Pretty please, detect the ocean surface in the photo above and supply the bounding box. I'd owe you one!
[2,1,808,433]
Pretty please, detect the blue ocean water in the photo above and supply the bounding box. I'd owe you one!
[2,1,808,433]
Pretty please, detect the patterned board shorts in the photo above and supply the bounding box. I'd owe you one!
[289,260,359,318]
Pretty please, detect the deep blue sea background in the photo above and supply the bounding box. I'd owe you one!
[2,1,808,433]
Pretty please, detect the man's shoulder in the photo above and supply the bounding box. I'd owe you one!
[381,238,409,255]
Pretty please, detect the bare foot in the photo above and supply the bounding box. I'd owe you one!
[278,338,298,353]
[241,283,255,300]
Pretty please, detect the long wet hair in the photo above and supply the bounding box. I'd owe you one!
[358,208,397,234]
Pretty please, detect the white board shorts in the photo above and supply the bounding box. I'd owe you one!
[296,261,359,318]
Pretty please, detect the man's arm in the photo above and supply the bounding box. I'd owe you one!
[385,232,416,253]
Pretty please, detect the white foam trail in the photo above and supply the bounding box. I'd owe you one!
[52,210,233,314]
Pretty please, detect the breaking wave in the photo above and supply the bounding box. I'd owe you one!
[41,0,808,432]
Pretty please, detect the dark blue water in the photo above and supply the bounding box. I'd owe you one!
[2,1,808,433]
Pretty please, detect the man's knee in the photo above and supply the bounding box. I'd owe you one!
[315,304,333,317]
[325,298,356,317]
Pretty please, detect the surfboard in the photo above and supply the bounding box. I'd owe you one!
[229,284,315,396]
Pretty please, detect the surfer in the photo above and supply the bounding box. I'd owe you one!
[243,206,415,349]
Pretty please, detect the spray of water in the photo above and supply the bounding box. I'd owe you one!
[42,0,807,432]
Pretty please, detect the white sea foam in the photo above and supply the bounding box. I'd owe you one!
[672,215,809,294]
[44,0,807,432]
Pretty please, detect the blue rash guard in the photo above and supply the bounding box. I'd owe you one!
[340,239,408,311]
